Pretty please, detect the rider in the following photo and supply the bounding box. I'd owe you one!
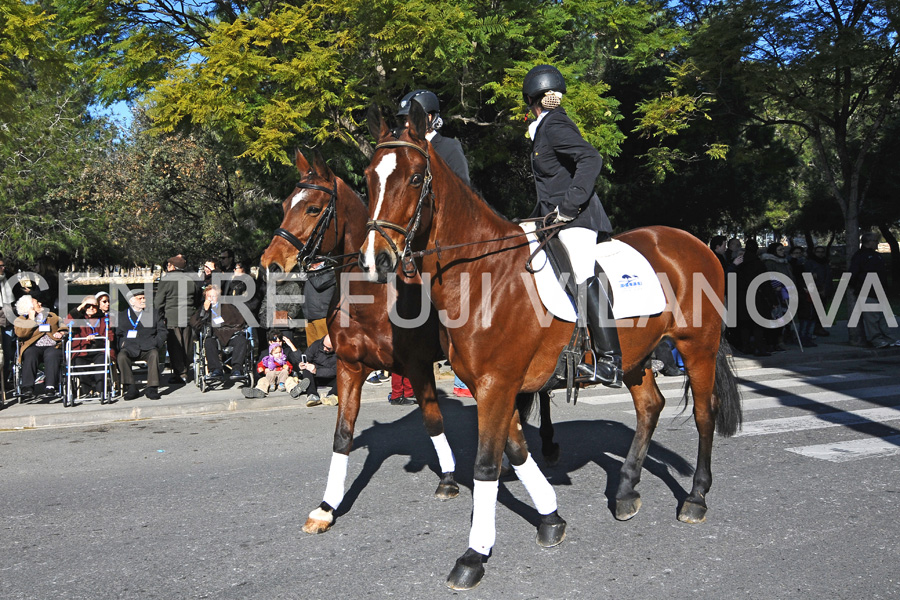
[396,89,470,185]
[522,64,622,388]
[397,89,474,398]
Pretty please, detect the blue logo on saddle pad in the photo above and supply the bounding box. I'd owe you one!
[619,274,642,289]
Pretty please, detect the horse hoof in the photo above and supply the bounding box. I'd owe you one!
[434,482,459,500]
[615,496,642,521]
[678,501,707,524]
[536,511,566,547]
[542,443,561,467]
[446,549,486,590]
[302,506,334,534]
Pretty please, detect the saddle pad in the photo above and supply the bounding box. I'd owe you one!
[595,239,667,319]
[521,224,667,321]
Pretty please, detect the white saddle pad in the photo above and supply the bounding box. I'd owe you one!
[521,223,667,321]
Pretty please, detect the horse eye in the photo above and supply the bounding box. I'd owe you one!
[410,173,424,186]
[305,206,322,215]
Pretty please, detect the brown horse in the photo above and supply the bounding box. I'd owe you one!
[260,151,559,536]
[260,151,458,535]
[359,103,742,589]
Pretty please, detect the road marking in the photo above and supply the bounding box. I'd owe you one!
[787,435,900,462]
[735,407,900,437]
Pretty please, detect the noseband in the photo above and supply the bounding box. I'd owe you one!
[273,179,339,271]
[366,140,433,277]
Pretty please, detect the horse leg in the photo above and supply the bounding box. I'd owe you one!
[302,360,364,534]
[446,392,516,591]
[615,366,665,521]
[406,364,459,500]
[538,391,561,466]
[504,409,566,548]
[677,346,718,524]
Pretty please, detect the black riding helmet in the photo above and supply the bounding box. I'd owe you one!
[396,89,440,116]
[522,64,567,106]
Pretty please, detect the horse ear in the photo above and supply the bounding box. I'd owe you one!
[295,149,311,173]
[311,150,334,183]
[367,104,390,142]
[407,100,428,143]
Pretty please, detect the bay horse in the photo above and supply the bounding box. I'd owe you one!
[259,150,559,537]
[359,103,742,590]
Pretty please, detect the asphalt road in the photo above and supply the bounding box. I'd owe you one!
[1,354,899,599]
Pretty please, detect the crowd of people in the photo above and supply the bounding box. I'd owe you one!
[0,249,345,408]
[711,233,897,356]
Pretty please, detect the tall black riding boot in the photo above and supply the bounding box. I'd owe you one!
[577,277,623,388]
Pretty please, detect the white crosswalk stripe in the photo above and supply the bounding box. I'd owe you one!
[787,435,900,462]
[576,363,900,462]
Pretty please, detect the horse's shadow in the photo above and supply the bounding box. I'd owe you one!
[335,394,693,525]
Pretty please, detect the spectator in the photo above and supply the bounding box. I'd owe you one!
[218,249,236,295]
[734,240,777,356]
[201,259,219,288]
[116,289,166,400]
[725,238,742,263]
[189,284,248,378]
[289,333,338,407]
[65,295,115,400]
[849,232,897,348]
[389,372,417,405]
[94,290,120,390]
[156,254,199,384]
[242,339,299,398]
[761,242,795,351]
[14,294,68,398]
[0,255,15,384]
[789,246,817,347]
[806,246,834,337]
[709,235,729,272]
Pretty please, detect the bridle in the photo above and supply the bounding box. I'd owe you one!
[273,179,339,271]
[365,140,433,277]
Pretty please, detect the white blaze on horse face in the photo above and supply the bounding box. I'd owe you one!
[290,188,307,211]
[363,152,397,278]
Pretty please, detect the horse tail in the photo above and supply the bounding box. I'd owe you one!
[713,325,742,437]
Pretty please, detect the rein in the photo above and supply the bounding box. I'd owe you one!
[273,180,339,271]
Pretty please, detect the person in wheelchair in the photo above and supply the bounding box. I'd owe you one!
[14,294,68,398]
[65,295,115,397]
[190,284,248,379]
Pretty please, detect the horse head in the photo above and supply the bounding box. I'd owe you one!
[358,102,434,283]
[260,149,342,275]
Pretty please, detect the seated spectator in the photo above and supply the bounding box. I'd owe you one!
[289,334,338,407]
[65,295,115,399]
[242,339,299,397]
[14,294,68,398]
[115,289,166,400]
[189,284,248,379]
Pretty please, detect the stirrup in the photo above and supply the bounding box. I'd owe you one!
[575,352,623,388]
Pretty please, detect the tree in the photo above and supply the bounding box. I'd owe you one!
[688,0,900,267]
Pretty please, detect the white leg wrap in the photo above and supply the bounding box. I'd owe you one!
[430,433,456,473]
[468,479,499,555]
[513,454,558,515]
[322,452,349,510]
